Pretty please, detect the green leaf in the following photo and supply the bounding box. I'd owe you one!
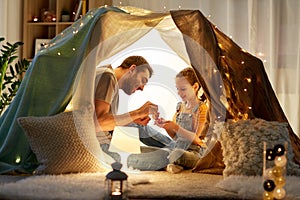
[9,65,15,77]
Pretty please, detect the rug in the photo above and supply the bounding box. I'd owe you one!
[216,175,300,200]
[2,171,299,200]
[0,171,238,200]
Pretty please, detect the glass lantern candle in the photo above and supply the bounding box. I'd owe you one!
[105,162,128,200]
[263,142,287,200]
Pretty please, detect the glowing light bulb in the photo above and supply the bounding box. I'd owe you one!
[275,176,286,187]
[15,156,21,163]
[245,78,252,83]
[273,187,286,199]
[263,191,273,200]
[264,168,275,179]
[272,166,284,177]
[257,52,264,57]
[274,156,287,167]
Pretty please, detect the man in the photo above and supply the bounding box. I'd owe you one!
[94,55,173,170]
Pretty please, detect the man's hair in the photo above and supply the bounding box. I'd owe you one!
[119,55,153,77]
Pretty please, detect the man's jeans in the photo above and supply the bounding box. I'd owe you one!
[101,143,170,170]
[100,124,175,170]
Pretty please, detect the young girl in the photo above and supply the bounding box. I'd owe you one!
[155,67,208,173]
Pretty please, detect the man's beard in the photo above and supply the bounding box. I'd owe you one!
[122,76,136,95]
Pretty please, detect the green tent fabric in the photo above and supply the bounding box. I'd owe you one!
[1,6,299,174]
[0,6,126,173]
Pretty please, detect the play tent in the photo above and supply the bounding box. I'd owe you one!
[0,6,299,174]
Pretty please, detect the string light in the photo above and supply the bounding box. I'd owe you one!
[257,52,264,57]
[39,7,261,134]
[163,5,166,11]
[245,78,252,83]
[225,73,230,78]
[15,155,21,163]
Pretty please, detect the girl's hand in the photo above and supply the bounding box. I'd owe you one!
[154,117,165,128]
[163,121,179,132]
[155,118,179,131]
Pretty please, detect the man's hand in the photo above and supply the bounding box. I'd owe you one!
[134,116,151,126]
[136,101,159,119]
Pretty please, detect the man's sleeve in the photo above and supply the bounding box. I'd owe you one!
[95,72,117,104]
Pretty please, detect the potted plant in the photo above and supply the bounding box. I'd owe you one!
[0,37,30,115]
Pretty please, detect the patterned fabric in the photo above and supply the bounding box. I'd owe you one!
[17,108,105,174]
[217,118,300,177]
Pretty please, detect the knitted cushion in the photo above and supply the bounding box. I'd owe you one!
[216,118,300,177]
[17,108,105,174]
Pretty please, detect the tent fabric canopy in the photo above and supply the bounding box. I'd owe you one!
[0,6,299,174]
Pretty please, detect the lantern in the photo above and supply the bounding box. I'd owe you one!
[105,162,128,200]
